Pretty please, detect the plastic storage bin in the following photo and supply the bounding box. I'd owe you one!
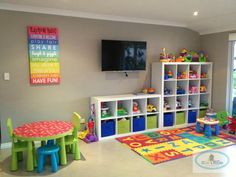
[199,109,207,118]
[164,113,174,126]
[117,118,130,134]
[101,120,115,137]
[147,115,158,129]
[133,116,145,132]
[188,110,197,123]
[176,112,185,125]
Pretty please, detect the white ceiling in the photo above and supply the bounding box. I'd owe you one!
[1,0,236,34]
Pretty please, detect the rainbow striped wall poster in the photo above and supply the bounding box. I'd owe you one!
[28,26,60,85]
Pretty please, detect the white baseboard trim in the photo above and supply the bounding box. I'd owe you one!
[0,142,11,149]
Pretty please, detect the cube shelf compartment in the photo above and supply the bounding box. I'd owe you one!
[91,94,161,140]
[152,62,212,128]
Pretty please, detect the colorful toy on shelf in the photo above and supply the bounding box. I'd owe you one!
[175,56,184,62]
[177,71,187,79]
[164,88,172,95]
[200,85,207,93]
[201,72,208,78]
[164,100,171,111]
[142,88,148,94]
[190,51,199,62]
[101,102,111,118]
[176,86,185,94]
[189,69,198,78]
[184,53,192,62]
[117,102,128,116]
[189,86,198,94]
[227,116,236,134]
[160,48,175,62]
[148,88,156,94]
[198,51,207,62]
[176,99,182,109]
[147,104,157,112]
[133,101,141,114]
[180,48,188,57]
[167,70,173,78]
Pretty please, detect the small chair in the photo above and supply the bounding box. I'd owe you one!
[7,118,36,171]
[37,145,60,173]
[63,112,81,160]
[216,111,229,128]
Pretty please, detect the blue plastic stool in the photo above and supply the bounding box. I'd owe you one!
[37,145,60,173]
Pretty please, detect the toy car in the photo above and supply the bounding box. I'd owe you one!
[147,104,157,112]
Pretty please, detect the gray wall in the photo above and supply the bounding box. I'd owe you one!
[0,10,200,143]
[200,32,229,111]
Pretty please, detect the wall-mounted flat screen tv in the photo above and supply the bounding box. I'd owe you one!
[102,40,146,71]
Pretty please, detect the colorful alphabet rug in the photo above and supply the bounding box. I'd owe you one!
[116,126,236,165]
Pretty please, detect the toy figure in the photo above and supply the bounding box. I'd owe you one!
[175,56,184,62]
[133,101,141,113]
[164,88,172,95]
[164,100,171,111]
[176,86,185,94]
[200,85,207,93]
[184,53,192,62]
[101,102,111,118]
[181,71,187,79]
[177,72,181,79]
[198,51,207,62]
[147,104,157,112]
[167,70,173,78]
[189,86,198,94]
[160,48,170,62]
[189,69,198,78]
[180,48,188,57]
[201,72,208,78]
[176,100,182,109]
[190,51,199,62]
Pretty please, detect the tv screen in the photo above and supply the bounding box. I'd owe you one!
[102,40,146,71]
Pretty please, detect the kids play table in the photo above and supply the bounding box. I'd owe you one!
[195,117,220,137]
[13,120,73,171]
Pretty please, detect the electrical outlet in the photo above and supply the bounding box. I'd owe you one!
[3,72,10,80]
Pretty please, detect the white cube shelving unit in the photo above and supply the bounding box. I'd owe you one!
[91,94,161,140]
[151,62,212,128]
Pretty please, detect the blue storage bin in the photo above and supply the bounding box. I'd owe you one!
[133,116,145,132]
[101,120,115,137]
[164,113,174,126]
[188,110,197,123]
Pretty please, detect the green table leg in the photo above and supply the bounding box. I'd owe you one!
[59,137,67,165]
[74,140,80,160]
[26,141,34,171]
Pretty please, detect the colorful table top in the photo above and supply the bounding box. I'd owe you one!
[13,120,73,140]
[197,117,219,125]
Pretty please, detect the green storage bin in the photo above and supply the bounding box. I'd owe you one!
[118,118,130,134]
[199,109,207,118]
[176,112,185,125]
[147,115,158,129]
